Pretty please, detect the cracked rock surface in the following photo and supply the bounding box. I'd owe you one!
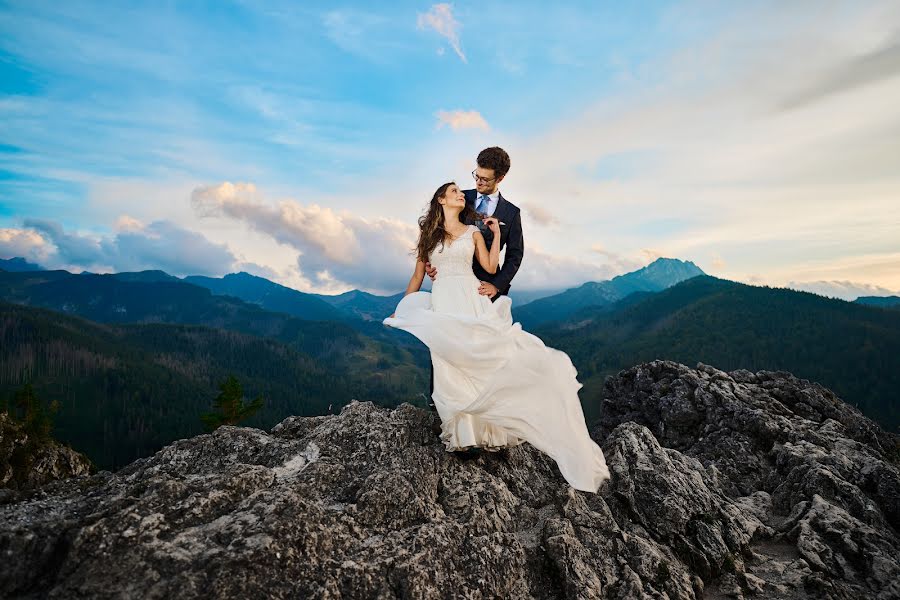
[1,360,898,599]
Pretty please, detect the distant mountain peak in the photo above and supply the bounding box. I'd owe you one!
[0,257,45,272]
[514,257,707,327]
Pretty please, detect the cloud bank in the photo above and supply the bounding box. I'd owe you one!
[191,182,420,294]
[4,219,236,276]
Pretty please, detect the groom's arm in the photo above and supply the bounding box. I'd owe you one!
[491,211,523,294]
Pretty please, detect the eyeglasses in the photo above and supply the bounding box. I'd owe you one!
[472,170,496,184]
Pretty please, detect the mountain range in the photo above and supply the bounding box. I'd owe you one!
[536,274,900,430]
[1,254,899,474]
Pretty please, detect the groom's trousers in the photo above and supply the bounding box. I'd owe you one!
[428,291,502,411]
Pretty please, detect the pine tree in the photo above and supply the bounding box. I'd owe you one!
[13,384,59,444]
[200,375,264,432]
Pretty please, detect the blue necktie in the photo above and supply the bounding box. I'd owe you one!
[476,194,490,214]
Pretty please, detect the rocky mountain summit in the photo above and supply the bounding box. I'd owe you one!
[1,361,898,599]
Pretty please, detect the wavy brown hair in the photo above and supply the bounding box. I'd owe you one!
[414,182,482,263]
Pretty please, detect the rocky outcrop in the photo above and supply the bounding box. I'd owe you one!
[0,412,94,493]
[594,361,900,599]
[0,360,898,599]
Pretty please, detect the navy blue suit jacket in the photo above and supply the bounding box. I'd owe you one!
[463,189,524,298]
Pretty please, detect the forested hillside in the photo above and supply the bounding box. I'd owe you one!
[538,276,900,431]
[0,302,428,470]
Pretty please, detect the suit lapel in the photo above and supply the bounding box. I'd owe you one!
[495,194,511,222]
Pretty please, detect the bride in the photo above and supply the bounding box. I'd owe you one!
[384,181,610,493]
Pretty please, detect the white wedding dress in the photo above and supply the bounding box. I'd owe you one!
[383,224,610,492]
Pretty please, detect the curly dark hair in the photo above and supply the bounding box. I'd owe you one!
[477,146,510,178]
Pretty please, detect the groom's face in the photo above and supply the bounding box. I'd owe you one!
[474,166,503,195]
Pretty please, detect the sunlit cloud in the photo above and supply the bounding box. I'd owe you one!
[191,181,420,293]
[417,3,466,63]
[435,109,489,131]
[0,228,52,264]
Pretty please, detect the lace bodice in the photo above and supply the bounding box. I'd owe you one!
[429,225,477,278]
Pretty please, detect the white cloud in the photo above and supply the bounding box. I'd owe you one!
[417,4,466,63]
[0,228,53,263]
[435,109,489,131]
[191,181,420,294]
[18,218,237,276]
[114,215,144,232]
[786,279,900,302]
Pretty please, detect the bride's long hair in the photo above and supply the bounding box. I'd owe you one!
[415,182,481,263]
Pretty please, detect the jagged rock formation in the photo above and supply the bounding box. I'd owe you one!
[0,412,94,494]
[0,361,898,599]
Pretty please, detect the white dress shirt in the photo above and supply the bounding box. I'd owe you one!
[475,190,500,216]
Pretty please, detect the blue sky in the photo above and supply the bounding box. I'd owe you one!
[2,1,899,299]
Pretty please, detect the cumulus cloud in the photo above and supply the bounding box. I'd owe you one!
[17,218,236,276]
[24,219,106,267]
[191,181,419,293]
[0,228,53,263]
[417,3,466,63]
[435,109,489,131]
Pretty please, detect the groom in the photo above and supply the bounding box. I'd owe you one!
[424,146,525,413]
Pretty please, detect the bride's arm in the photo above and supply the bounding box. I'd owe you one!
[473,229,500,274]
[388,259,426,319]
[403,259,427,295]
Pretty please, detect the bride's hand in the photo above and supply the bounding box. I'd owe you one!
[483,217,500,235]
[425,261,437,281]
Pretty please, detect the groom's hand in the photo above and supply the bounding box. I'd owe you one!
[425,261,437,281]
[478,281,498,297]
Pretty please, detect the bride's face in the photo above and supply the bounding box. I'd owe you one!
[440,184,465,208]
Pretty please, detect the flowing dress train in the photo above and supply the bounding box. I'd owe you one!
[384,224,609,492]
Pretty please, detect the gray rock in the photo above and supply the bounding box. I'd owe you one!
[595,360,900,599]
[0,412,94,492]
[1,360,898,599]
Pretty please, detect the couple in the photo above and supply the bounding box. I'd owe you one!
[384,147,609,493]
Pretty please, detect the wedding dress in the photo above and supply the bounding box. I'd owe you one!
[383,224,610,492]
